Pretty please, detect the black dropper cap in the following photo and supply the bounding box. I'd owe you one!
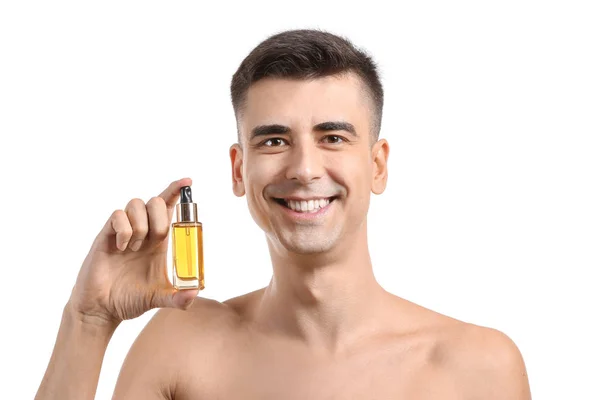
[180,186,193,203]
[176,186,197,222]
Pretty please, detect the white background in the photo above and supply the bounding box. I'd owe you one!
[1,1,598,398]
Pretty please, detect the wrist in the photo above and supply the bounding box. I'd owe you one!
[63,301,120,335]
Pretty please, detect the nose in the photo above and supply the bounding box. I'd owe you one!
[284,137,325,184]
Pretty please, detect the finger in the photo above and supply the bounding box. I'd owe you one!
[151,288,199,310]
[146,196,169,243]
[158,177,193,213]
[97,209,133,251]
[174,290,198,310]
[124,198,149,252]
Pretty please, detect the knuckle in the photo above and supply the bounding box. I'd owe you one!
[147,197,169,238]
[147,196,166,209]
[153,224,169,238]
[125,197,145,210]
[111,209,126,221]
[131,221,149,237]
[120,223,133,237]
[123,199,148,237]
[111,210,130,231]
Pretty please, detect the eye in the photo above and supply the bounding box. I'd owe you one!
[322,135,345,144]
[262,138,288,147]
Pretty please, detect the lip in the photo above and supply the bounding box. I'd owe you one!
[272,197,335,220]
[281,196,335,202]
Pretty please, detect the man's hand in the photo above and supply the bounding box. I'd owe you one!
[68,177,199,327]
[36,178,199,400]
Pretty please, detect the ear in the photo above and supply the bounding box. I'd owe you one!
[371,139,389,195]
[229,143,245,197]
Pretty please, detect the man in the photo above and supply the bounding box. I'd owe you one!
[36,29,531,399]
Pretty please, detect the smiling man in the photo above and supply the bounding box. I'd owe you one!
[36,29,531,399]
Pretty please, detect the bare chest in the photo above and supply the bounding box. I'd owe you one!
[178,336,467,400]
[211,362,463,399]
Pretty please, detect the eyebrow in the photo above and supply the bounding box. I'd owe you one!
[249,121,357,140]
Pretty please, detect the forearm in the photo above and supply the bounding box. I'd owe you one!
[35,303,118,400]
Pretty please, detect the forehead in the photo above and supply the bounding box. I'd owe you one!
[240,73,371,133]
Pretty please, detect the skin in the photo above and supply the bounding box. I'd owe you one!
[36,72,531,399]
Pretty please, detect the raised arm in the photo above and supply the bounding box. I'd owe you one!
[35,178,199,399]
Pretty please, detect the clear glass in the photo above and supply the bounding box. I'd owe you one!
[171,221,204,290]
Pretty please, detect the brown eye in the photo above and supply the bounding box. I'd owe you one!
[264,138,286,147]
[323,135,344,144]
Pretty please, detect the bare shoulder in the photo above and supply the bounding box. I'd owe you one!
[144,288,263,345]
[113,296,240,398]
[159,295,242,333]
[385,296,531,398]
[443,323,532,399]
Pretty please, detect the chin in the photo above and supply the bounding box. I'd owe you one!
[284,242,331,255]
[276,230,340,255]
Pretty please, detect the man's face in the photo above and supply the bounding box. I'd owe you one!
[230,73,388,254]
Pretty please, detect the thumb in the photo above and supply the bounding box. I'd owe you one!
[173,290,198,310]
[152,288,198,310]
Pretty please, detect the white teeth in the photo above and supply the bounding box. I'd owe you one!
[284,198,332,213]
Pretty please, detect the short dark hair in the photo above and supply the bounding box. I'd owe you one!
[230,29,384,143]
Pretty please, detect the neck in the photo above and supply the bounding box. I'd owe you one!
[253,223,388,353]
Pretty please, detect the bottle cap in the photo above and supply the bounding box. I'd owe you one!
[176,186,198,223]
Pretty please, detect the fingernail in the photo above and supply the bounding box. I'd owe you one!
[131,239,143,251]
[182,298,195,310]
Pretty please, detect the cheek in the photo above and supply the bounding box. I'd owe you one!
[245,157,271,189]
[244,157,280,207]
[332,155,372,216]
[243,163,271,230]
[335,153,372,190]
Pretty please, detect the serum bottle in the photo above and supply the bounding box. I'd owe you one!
[171,186,204,290]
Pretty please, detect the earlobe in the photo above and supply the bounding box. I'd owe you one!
[229,144,245,197]
[371,139,389,195]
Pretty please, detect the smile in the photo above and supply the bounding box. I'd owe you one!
[273,197,337,213]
